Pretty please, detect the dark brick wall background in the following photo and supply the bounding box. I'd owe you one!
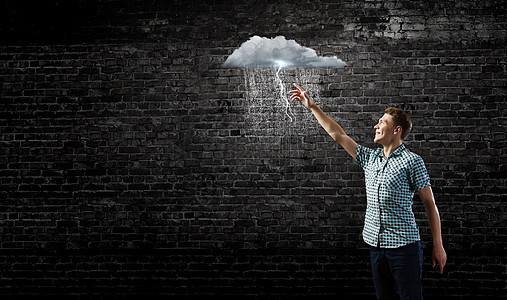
[0,0,506,298]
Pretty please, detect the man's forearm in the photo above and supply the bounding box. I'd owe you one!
[422,193,444,248]
[309,105,358,159]
[422,192,447,273]
[310,105,346,140]
[426,204,443,247]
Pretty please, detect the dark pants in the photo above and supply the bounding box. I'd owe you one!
[370,241,423,300]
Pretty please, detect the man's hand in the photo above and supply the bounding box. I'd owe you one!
[432,245,447,274]
[289,84,316,109]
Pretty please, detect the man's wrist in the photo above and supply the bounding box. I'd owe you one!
[309,104,320,112]
[433,241,444,249]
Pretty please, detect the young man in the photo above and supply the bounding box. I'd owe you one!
[289,84,447,299]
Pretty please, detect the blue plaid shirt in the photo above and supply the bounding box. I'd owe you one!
[356,144,431,248]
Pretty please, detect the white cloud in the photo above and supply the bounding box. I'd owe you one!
[223,36,346,69]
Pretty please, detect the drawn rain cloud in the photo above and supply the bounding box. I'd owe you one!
[223,35,347,69]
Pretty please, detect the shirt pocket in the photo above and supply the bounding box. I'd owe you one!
[365,163,381,187]
[384,167,408,192]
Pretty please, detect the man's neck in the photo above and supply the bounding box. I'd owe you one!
[382,140,403,158]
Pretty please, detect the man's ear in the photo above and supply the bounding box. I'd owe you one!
[394,126,402,135]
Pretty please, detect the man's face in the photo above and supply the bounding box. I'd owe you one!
[374,113,397,145]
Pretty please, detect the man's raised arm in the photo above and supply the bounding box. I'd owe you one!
[289,84,358,159]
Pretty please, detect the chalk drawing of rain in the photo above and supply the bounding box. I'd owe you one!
[223,36,347,168]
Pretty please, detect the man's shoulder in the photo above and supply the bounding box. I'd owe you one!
[358,144,383,155]
[356,144,382,168]
[400,146,425,165]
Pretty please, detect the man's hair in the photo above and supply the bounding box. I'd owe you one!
[385,107,412,140]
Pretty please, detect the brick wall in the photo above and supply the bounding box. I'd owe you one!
[0,0,505,298]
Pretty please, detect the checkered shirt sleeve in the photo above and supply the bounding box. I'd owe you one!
[408,156,431,192]
[356,144,375,170]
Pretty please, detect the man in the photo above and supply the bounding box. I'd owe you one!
[289,84,447,299]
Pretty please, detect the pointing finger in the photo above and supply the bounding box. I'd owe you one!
[293,83,304,92]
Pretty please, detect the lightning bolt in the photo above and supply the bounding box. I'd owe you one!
[275,61,296,122]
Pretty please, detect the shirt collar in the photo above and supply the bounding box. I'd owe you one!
[377,144,406,159]
[390,144,406,157]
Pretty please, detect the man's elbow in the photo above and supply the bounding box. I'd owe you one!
[418,186,436,206]
[330,132,345,143]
